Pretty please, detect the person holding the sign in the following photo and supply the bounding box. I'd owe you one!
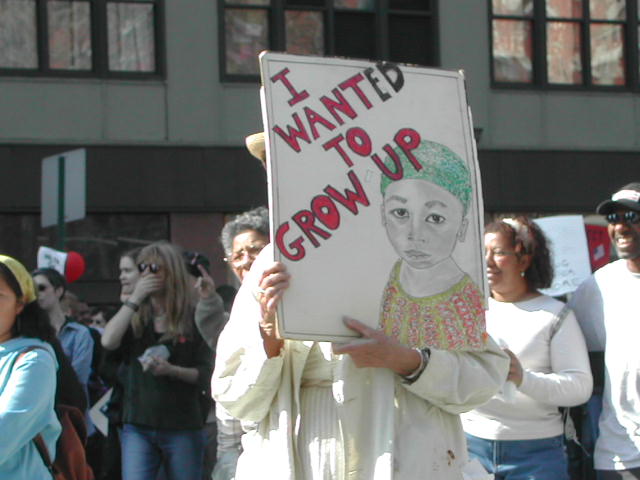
[461,217,592,480]
[212,133,509,480]
[569,183,640,480]
[209,206,270,480]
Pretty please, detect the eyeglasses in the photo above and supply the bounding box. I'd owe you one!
[485,248,517,258]
[224,244,266,266]
[606,212,640,225]
[138,263,162,274]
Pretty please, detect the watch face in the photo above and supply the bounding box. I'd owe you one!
[125,300,139,311]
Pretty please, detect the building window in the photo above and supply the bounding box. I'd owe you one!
[0,0,163,78]
[220,0,438,81]
[491,0,634,88]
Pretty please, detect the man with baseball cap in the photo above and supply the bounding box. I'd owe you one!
[569,182,640,479]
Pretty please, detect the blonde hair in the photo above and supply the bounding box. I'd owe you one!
[132,241,194,342]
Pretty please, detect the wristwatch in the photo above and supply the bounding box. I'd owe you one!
[402,347,431,384]
[123,300,140,312]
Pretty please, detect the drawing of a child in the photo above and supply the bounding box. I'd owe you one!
[379,140,486,351]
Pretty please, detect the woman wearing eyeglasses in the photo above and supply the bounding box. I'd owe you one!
[208,206,269,480]
[101,241,220,480]
[221,206,270,283]
[461,217,593,479]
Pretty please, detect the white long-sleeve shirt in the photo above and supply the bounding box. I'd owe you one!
[462,295,592,440]
[569,259,640,471]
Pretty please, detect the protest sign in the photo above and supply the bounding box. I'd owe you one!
[260,52,487,344]
[533,215,592,297]
[585,224,611,272]
[89,388,112,437]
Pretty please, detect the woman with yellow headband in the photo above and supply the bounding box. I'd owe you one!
[0,255,62,479]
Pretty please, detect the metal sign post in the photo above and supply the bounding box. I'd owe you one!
[57,156,66,249]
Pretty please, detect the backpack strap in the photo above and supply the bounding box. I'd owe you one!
[549,304,572,339]
[33,433,58,478]
[551,307,590,455]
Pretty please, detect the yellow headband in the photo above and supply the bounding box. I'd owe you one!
[0,255,37,304]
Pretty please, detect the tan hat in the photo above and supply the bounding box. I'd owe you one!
[245,132,266,163]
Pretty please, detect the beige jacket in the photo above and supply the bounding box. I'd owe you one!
[212,248,509,480]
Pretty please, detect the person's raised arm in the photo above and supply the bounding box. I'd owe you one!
[193,264,228,351]
[212,251,290,423]
[101,275,162,350]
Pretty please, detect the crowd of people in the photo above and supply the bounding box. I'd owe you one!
[0,129,639,480]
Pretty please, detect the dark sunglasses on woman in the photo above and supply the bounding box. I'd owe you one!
[138,263,161,274]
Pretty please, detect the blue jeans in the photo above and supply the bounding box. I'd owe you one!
[121,423,205,480]
[466,433,570,480]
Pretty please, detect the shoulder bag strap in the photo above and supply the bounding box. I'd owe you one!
[549,304,572,340]
[33,433,58,477]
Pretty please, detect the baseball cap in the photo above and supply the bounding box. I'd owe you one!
[596,182,640,214]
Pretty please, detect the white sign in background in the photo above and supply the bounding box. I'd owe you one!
[534,215,591,297]
[41,148,86,228]
[37,246,68,275]
[260,52,486,341]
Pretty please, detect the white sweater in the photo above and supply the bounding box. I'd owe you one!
[462,295,592,440]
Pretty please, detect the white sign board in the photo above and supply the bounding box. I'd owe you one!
[533,215,591,297]
[261,52,487,346]
[37,246,67,275]
[41,148,86,228]
[89,388,112,437]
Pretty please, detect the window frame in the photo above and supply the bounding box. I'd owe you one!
[218,0,439,83]
[0,0,165,79]
[489,0,640,91]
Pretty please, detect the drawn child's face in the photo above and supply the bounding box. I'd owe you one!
[382,179,467,270]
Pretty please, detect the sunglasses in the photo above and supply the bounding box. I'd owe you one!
[138,263,162,274]
[606,211,640,225]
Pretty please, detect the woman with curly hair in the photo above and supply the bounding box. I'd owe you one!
[462,217,593,479]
